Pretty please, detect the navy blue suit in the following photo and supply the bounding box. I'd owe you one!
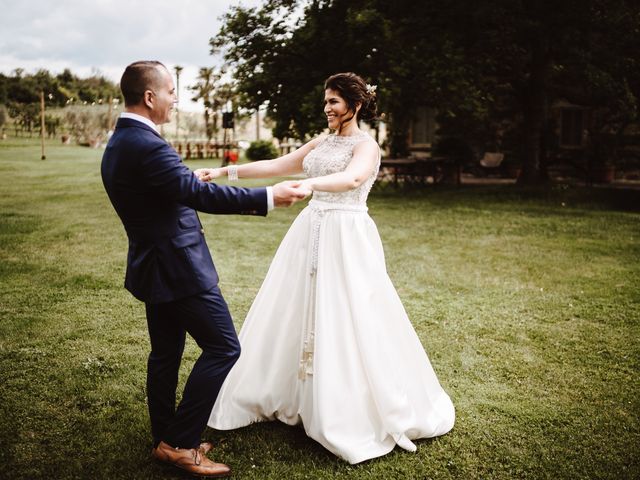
[101,117,267,448]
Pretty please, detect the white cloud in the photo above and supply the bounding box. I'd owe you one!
[0,0,264,111]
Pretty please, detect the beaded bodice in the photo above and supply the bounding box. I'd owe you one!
[302,132,380,205]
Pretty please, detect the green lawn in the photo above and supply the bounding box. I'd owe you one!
[0,138,638,479]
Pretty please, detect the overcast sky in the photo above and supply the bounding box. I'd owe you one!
[0,0,264,111]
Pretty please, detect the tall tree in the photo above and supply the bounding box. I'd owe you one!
[190,67,218,141]
[189,67,238,143]
[0,68,121,107]
[442,0,640,183]
[213,0,639,184]
[211,0,488,146]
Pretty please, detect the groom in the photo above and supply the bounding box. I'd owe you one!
[101,60,307,477]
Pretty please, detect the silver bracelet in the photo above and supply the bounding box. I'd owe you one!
[228,165,239,182]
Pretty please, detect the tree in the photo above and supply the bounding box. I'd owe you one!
[213,1,326,138]
[0,68,121,108]
[63,109,110,146]
[213,0,640,184]
[434,0,640,183]
[189,67,222,141]
[0,104,7,136]
[8,102,39,136]
[0,68,121,141]
[211,0,489,147]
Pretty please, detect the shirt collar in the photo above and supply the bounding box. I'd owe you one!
[120,112,159,133]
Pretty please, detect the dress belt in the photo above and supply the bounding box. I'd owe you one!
[308,199,368,212]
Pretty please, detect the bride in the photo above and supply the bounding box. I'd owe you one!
[195,72,455,464]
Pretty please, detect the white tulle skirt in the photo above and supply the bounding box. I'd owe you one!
[209,199,455,464]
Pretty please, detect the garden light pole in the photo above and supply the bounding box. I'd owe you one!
[40,90,46,160]
[174,65,183,140]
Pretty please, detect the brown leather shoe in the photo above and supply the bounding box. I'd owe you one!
[152,441,230,477]
[153,441,214,456]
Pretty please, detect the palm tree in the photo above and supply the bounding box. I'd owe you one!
[190,67,222,142]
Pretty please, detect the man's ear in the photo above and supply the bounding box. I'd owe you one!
[143,90,154,109]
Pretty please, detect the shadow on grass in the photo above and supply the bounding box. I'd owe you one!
[372,183,640,213]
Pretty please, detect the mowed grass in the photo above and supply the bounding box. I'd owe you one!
[0,137,638,479]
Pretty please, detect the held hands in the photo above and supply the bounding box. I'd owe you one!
[193,167,310,207]
[298,179,314,192]
[193,168,225,182]
[272,180,312,207]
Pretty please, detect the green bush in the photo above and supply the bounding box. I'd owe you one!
[245,140,278,161]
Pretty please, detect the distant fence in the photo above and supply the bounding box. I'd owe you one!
[170,141,235,160]
[278,141,302,156]
[170,139,303,160]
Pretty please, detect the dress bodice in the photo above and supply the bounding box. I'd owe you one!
[302,132,380,205]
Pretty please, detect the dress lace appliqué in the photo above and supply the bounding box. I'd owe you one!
[302,132,380,205]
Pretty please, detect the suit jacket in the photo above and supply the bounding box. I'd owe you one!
[101,117,267,304]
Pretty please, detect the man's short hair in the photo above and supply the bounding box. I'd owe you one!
[120,61,166,106]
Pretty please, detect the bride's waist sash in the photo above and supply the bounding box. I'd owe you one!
[308,199,368,213]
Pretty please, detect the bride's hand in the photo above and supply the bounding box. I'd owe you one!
[299,179,314,194]
[194,168,225,182]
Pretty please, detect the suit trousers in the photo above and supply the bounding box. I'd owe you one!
[145,285,240,449]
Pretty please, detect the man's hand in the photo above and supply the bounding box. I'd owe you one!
[193,168,224,182]
[272,180,312,207]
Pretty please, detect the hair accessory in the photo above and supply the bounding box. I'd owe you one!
[365,83,377,96]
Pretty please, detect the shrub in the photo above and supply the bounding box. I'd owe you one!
[245,140,278,161]
[63,108,110,147]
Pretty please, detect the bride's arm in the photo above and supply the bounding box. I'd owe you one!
[195,136,325,181]
[300,141,379,193]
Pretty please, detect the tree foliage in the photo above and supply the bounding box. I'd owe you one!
[189,67,239,142]
[443,0,640,183]
[0,68,121,108]
[213,0,639,183]
[211,0,491,147]
[0,68,121,139]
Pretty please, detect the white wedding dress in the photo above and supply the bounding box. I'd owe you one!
[209,132,455,464]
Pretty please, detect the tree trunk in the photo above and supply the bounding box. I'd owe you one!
[517,35,551,185]
[204,109,211,142]
[213,112,219,145]
[256,106,260,141]
[388,111,411,158]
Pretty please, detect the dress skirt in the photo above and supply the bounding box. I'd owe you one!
[209,199,455,464]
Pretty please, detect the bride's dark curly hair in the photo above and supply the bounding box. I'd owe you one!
[324,72,378,124]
